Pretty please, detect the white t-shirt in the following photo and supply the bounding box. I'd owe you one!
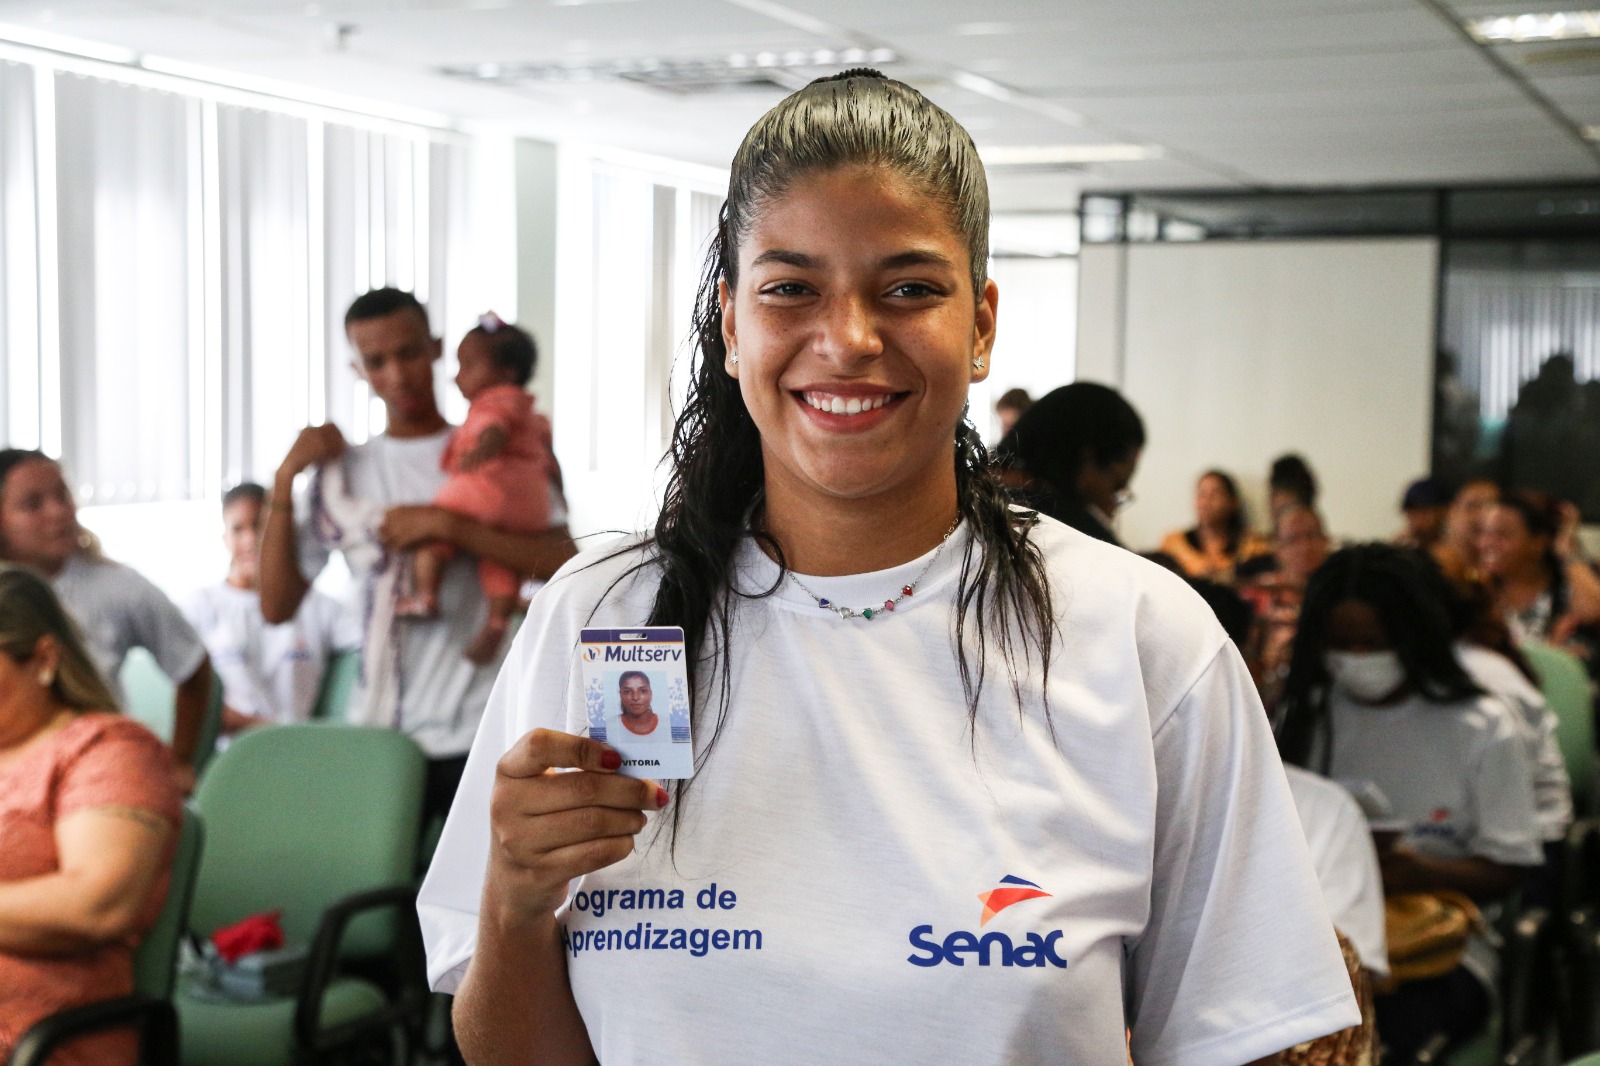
[52,552,208,701]
[182,581,362,724]
[1285,765,1389,979]
[420,518,1358,1065]
[604,713,667,740]
[1456,643,1572,843]
[295,430,502,758]
[1315,687,1543,987]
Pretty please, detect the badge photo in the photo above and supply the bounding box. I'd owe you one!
[579,627,694,779]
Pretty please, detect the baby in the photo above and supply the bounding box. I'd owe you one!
[398,313,558,663]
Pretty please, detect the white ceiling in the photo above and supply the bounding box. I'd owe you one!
[1,0,1597,211]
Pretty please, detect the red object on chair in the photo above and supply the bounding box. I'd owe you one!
[211,911,286,964]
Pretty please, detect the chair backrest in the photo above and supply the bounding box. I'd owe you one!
[311,649,361,721]
[188,723,425,957]
[189,669,224,776]
[119,648,174,742]
[118,655,225,776]
[1521,640,1598,812]
[134,807,205,999]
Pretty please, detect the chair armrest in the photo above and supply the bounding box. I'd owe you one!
[1502,1034,1541,1065]
[293,884,421,1050]
[1411,1032,1452,1064]
[6,993,176,1066]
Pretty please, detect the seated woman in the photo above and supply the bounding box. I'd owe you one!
[1276,545,1542,1062]
[1160,469,1270,584]
[0,450,211,772]
[1241,506,1331,713]
[0,565,182,1066]
[1268,453,1318,520]
[1430,477,1497,584]
[992,382,1144,547]
[1478,489,1600,662]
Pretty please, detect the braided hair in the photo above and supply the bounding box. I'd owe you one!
[1276,543,1482,772]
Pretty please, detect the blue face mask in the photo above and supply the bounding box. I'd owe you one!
[1323,650,1407,703]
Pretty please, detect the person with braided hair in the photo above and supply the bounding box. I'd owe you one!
[1276,544,1541,1060]
[419,70,1356,1065]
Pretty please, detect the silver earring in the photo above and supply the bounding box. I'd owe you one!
[729,349,739,365]
[39,669,54,687]
[972,358,985,371]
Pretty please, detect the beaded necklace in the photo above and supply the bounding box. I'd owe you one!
[784,515,962,620]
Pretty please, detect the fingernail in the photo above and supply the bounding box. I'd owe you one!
[656,786,670,809]
[600,749,622,771]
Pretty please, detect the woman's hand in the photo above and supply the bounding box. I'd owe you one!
[483,729,669,929]
[379,504,457,551]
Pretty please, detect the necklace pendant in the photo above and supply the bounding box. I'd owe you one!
[862,608,874,620]
[902,584,914,597]
[883,600,895,612]
[817,598,831,609]
[840,607,855,618]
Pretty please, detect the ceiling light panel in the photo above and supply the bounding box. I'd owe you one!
[441,47,898,95]
[1467,10,1600,42]
[980,144,1161,165]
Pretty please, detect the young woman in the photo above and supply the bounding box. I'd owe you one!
[420,71,1357,1065]
[0,566,181,1066]
[1430,477,1498,584]
[0,450,210,771]
[1478,489,1600,657]
[992,382,1144,547]
[1160,470,1270,585]
[1276,545,1542,1060]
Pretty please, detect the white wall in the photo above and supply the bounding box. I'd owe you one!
[1077,237,1439,551]
[973,256,1078,442]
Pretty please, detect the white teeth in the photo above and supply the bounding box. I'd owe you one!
[804,392,894,416]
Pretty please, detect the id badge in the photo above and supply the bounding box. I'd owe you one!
[579,627,694,779]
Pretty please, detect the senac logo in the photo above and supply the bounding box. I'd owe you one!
[906,875,1067,969]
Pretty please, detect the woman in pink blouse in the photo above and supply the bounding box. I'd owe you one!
[0,565,181,1066]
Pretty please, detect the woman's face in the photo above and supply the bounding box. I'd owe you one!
[1324,598,1394,653]
[1477,505,1543,577]
[720,165,997,509]
[1079,449,1140,516]
[0,637,57,743]
[0,459,78,573]
[1195,474,1236,527]
[1445,481,1497,552]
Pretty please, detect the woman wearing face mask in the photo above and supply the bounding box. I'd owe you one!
[1276,544,1542,1061]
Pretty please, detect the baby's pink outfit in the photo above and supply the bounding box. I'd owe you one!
[433,383,555,600]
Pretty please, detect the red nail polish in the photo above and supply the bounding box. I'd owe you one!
[656,786,670,809]
[600,749,622,771]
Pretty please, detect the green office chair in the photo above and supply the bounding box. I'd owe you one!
[310,649,361,721]
[7,808,206,1066]
[1521,640,1598,815]
[174,723,428,1066]
[119,650,226,777]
